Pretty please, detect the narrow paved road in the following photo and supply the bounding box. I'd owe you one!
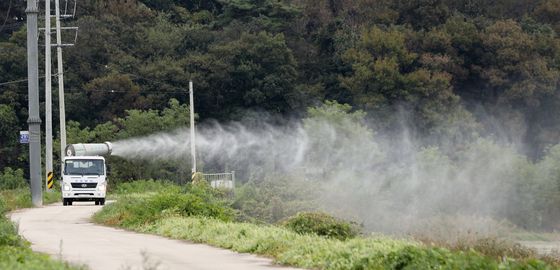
[9,202,299,270]
[520,241,560,255]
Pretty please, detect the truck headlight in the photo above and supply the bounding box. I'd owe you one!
[98,183,106,191]
[63,183,71,191]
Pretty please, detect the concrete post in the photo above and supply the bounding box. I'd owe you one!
[231,170,236,190]
[26,0,43,206]
[55,0,67,160]
[189,81,196,174]
[45,0,53,192]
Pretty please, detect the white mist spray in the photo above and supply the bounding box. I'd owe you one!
[110,114,543,238]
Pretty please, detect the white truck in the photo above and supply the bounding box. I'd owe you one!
[62,142,112,206]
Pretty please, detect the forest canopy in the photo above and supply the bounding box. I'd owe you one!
[2,0,560,169]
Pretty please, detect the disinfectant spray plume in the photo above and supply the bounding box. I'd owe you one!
[111,122,310,171]
[109,118,540,236]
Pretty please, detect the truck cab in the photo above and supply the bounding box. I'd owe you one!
[62,156,107,206]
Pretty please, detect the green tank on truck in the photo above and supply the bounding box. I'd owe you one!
[61,142,112,206]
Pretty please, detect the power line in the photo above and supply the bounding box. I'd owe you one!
[0,79,188,94]
[0,74,187,93]
[64,87,188,94]
[0,73,61,87]
[1,67,187,94]
[89,61,187,92]
[0,77,28,86]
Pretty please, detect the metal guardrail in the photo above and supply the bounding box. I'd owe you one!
[203,171,235,190]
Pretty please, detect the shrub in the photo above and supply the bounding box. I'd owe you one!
[233,175,318,223]
[0,189,32,212]
[377,245,553,269]
[147,189,234,222]
[380,245,497,269]
[94,182,235,227]
[0,168,27,190]
[0,219,25,247]
[282,212,360,240]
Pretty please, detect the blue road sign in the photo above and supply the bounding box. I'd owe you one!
[20,131,29,144]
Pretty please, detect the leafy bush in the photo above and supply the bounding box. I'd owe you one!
[147,187,234,222]
[282,212,360,240]
[0,190,32,212]
[377,245,550,269]
[233,174,318,223]
[95,182,234,227]
[0,168,27,190]
[0,219,25,247]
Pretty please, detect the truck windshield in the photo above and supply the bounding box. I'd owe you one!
[64,159,104,175]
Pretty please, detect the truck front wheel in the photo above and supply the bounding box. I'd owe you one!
[63,198,72,206]
[100,199,105,205]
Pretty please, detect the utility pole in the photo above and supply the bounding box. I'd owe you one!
[189,81,197,174]
[26,0,43,206]
[45,0,53,192]
[55,0,67,160]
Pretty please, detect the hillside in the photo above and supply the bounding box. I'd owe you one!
[4,0,560,233]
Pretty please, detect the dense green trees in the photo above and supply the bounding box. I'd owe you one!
[1,2,559,148]
[4,0,560,229]
[3,0,560,134]
[185,31,301,118]
[340,25,468,135]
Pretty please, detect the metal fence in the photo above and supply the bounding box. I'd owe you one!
[203,171,235,190]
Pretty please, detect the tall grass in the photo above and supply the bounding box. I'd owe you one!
[0,188,62,212]
[96,181,558,269]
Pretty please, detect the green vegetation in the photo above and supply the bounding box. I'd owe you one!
[5,0,560,268]
[95,181,558,269]
[232,174,318,223]
[4,0,560,182]
[0,189,62,212]
[3,0,560,231]
[0,168,27,190]
[0,246,82,270]
[281,212,360,241]
[97,181,234,227]
[0,168,62,211]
